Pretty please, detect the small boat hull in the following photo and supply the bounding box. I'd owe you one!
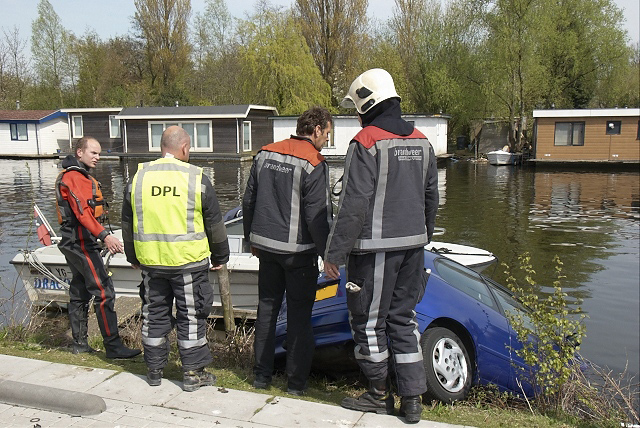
[12,217,496,319]
[486,150,522,165]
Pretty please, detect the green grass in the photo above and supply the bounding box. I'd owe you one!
[0,310,609,428]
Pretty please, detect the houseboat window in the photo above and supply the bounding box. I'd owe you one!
[109,115,121,139]
[196,123,209,148]
[150,123,164,148]
[243,121,251,151]
[637,120,640,140]
[182,123,195,147]
[10,123,28,141]
[606,121,621,135]
[327,131,334,148]
[72,116,83,138]
[554,122,584,146]
[148,121,212,151]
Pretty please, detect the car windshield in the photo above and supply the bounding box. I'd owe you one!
[434,258,496,309]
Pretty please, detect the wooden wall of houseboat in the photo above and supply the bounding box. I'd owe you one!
[245,110,274,154]
[123,111,274,155]
[124,120,150,154]
[78,112,123,153]
[535,116,640,161]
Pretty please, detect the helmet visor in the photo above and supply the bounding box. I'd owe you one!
[340,95,356,110]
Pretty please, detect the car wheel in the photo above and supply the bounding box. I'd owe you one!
[421,326,472,403]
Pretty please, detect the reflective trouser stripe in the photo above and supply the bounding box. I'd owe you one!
[140,269,213,369]
[346,248,427,396]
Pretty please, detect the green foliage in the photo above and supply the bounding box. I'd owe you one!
[503,253,587,412]
[237,8,331,115]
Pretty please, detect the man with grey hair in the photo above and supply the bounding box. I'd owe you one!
[122,126,229,392]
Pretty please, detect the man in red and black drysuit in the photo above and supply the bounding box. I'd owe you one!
[324,69,439,423]
[56,136,140,359]
[242,106,333,395]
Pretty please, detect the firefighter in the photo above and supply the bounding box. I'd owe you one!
[122,126,229,392]
[56,136,141,359]
[324,69,439,423]
[242,106,332,395]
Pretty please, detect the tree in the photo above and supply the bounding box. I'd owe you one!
[31,0,74,107]
[133,0,192,105]
[238,6,331,114]
[294,0,369,106]
[189,0,241,104]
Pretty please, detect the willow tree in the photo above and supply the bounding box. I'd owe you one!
[238,7,331,115]
[294,0,368,106]
[133,0,192,105]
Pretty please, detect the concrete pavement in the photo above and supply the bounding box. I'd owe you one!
[0,354,473,427]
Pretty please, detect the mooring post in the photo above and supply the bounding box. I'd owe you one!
[217,264,235,336]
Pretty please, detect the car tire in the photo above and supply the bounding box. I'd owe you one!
[421,327,472,403]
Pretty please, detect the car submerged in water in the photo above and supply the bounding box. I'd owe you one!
[273,249,535,403]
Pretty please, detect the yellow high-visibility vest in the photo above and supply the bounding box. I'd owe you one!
[131,157,210,267]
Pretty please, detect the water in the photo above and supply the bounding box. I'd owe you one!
[0,158,638,376]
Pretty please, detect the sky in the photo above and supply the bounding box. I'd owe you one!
[0,0,638,52]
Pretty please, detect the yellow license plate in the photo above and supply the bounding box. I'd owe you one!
[315,284,338,301]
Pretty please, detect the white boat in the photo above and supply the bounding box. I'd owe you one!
[486,150,522,165]
[11,210,496,319]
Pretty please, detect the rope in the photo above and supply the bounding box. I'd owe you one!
[22,250,69,290]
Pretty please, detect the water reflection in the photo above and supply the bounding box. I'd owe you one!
[0,158,637,375]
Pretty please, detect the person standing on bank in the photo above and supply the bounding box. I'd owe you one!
[323,69,439,423]
[122,126,230,392]
[56,137,141,359]
[243,106,332,395]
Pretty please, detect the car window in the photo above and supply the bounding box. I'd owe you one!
[489,281,535,331]
[434,258,496,309]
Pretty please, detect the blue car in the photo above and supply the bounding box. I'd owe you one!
[274,250,533,403]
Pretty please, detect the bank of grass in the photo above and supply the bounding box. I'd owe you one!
[0,309,617,428]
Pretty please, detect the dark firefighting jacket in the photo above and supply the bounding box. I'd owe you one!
[325,126,439,266]
[242,136,331,257]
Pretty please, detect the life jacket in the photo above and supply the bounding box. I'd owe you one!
[55,165,107,224]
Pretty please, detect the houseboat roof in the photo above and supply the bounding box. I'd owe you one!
[117,105,278,120]
[0,110,64,123]
[533,108,640,118]
[60,107,123,113]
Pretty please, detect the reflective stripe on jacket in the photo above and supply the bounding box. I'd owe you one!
[131,157,210,268]
[325,126,439,265]
[242,136,331,256]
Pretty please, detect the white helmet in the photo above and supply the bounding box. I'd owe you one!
[340,68,400,114]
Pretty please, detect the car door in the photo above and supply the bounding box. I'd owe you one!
[431,258,514,391]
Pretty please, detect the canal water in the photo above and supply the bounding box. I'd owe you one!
[0,158,638,377]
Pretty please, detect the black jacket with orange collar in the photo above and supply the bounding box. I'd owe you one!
[242,136,332,257]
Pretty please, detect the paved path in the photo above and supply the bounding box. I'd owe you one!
[0,354,473,427]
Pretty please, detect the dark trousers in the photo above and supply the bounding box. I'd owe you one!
[253,250,318,390]
[140,268,214,372]
[346,247,428,396]
[59,236,119,346]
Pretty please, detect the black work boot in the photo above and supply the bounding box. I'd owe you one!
[104,336,142,359]
[183,368,217,392]
[69,302,97,354]
[399,395,423,423]
[147,368,163,386]
[72,341,98,354]
[341,379,394,415]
